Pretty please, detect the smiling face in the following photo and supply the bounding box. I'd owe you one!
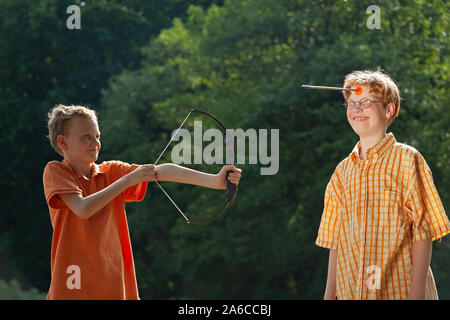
[346,85,394,139]
[58,116,101,166]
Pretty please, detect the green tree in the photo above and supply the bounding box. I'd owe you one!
[0,0,222,293]
[100,0,449,299]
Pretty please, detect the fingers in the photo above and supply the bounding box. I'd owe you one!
[139,164,157,181]
[224,164,242,173]
[226,165,242,185]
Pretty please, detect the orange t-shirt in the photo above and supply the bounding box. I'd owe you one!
[42,159,148,300]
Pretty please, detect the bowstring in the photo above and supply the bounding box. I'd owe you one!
[154,181,190,223]
[153,110,193,222]
[154,110,193,166]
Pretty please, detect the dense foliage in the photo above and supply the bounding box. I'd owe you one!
[0,0,448,299]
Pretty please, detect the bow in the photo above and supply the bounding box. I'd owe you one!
[153,108,238,224]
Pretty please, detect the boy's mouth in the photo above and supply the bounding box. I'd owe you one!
[353,116,369,121]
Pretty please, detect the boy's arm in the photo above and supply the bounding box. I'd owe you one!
[155,163,241,189]
[407,239,432,300]
[60,164,156,219]
[324,249,338,300]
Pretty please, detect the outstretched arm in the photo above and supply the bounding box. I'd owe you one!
[155,163,242,189]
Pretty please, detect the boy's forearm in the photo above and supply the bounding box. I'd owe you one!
[155,163,221,189]
[79,175,133,219]
[324,249,338,300]
[407,239,432,300]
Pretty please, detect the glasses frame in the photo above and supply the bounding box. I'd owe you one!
[344,98,385,110]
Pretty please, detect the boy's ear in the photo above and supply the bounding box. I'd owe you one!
[385,102,395,120]
[57,134,68,150]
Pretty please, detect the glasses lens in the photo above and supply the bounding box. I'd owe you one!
[346,101,355,109]
[360,99,371,108]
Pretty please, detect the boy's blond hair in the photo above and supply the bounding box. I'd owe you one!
[47,104,98,156]
[343,68,401,126]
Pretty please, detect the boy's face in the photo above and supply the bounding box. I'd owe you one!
[59,117,101,165]
[346,85,392,138]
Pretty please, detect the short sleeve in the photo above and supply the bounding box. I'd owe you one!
[404,154,450,242]
[43,162,83,209]
[106,161,148,202]
[316,169,342,250]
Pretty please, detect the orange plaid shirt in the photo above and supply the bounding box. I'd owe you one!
[316,133,450,300]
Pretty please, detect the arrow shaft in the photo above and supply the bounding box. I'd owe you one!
[301,85,354,91]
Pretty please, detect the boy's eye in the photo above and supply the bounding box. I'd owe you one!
[81,133,101,144]
[82,135,99,142]
[360,99,371,106]
[82,136,90,141]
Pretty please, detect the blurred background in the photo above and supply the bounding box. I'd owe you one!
[0,0,448,299]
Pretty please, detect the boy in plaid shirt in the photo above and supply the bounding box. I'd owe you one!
[316,69,450,300]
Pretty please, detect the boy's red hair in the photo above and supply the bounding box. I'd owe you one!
[343,68,401,126]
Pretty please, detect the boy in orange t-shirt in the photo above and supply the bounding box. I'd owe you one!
[315,69,450,300]
[43,104,242,299]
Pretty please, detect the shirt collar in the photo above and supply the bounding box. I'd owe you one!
[62,159,106,179]
[350,132,396,163]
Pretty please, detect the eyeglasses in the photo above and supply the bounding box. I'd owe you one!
[344,98,385,110]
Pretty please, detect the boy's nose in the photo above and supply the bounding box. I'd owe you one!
[92,138,101,148]
[354,105,364,112]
